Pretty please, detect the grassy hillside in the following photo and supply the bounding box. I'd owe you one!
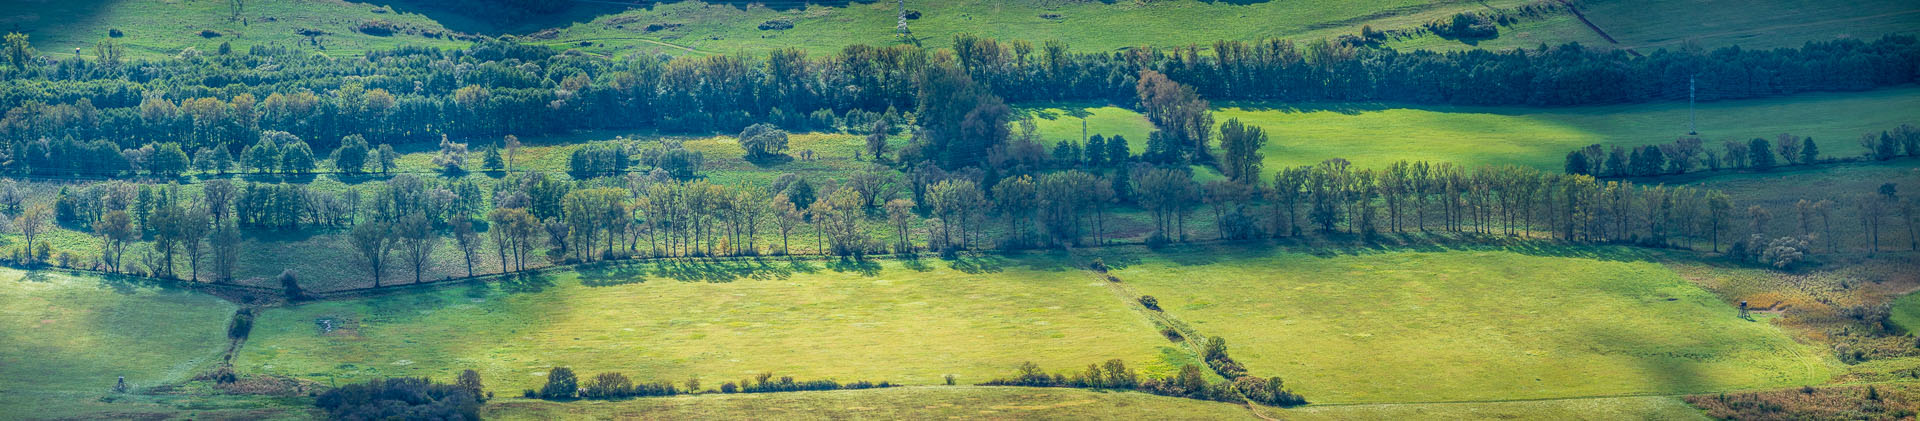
[0,268,239,418]
[1278,396,1711,420]
[485,387,1259,420]
[532,0,1550,58]
[1576,0,1920,51]
[236,255,1195,392]
[1106,247,1833,404]
[2,0,470,59]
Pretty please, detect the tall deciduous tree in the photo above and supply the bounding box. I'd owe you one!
[1217,118,1266,183]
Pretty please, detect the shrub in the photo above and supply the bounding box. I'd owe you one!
[1234,376,1308,406]
[199,30,222,38]
[539,367,578,399]
[1138,295,1161,311]
[580,372,633,399]
[1428,13,1498,39]
[315,377,480,420]
[356,20,399,36]
[1160,327,1183,342]
[759,20,794,31]
[227,309,255,340]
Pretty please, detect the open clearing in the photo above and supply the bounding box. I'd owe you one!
[1022,89,1918,172]
[0,268,238,418]
[1105,246,1832,404]
[236,255,1194,392]
[1217,87,1920,171]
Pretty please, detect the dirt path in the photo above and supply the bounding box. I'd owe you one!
[1554,0,1641,56]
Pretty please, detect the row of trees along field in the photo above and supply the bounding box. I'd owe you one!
[1565,124,1920,178]
[2,32,1917,174]
[11,147,1911,285]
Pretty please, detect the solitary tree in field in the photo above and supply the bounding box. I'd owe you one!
[866,120,891,162]
[504,135,522,171]
[1217,118,1267,183]
[432,135,469,173]
[178,204,212,282]
[332,134,372,173]
[1747,138,1775,170]
[739,123,790,160]
[773,194,802,255]
[452,218,480,277]
[15,204,50,263]
[95,211,135,272]
[210,220,241,282]
[886,198,916,253]
[350,219,395,287]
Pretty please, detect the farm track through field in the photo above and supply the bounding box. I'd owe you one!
[1555,0,1640,56]
[1085,264,1282,420]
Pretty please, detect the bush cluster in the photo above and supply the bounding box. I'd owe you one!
[315,377,481,420]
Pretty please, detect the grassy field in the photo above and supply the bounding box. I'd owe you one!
[1278,396,1711,420]
[235,254,1196,393]
[485,386,1258,420]
[533,0,1548,58]
[0,267,240,418]
[1102,246,1833,404]
[1392,0,1920,52]
[1213,87,1920,172]
[1574,0,1920,51]
[1016,88,1918,173]
[2,0,470,59]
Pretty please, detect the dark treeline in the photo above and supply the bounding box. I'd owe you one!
[23,144,1911,288]
[3,32,1917,176]
[524,367,892,401]
[1566,124,1920,178]
[314,373,485,421]
[980,359,1304,407]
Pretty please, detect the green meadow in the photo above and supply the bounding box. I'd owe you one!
[1106,247,1832,404]
[0,268,239,418]
[534,0,1545,58]
[484,386,1258,420]
[235,255,1194,393]
[1278,395,1711,420]
[1568,0,1920,51]
[3,0,468,59]
[1023,89,1918,172]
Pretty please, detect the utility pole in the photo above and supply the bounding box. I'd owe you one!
[1688,74,1698,136]
[896,0,911,37]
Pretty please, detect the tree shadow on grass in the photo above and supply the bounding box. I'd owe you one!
[949,254,1006,274]
[900,256,933,272]
[498,272,555,294]
[578,262,649,287]
[787,258,821,274]
[654,259,793,283]
[825,257,881,277]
